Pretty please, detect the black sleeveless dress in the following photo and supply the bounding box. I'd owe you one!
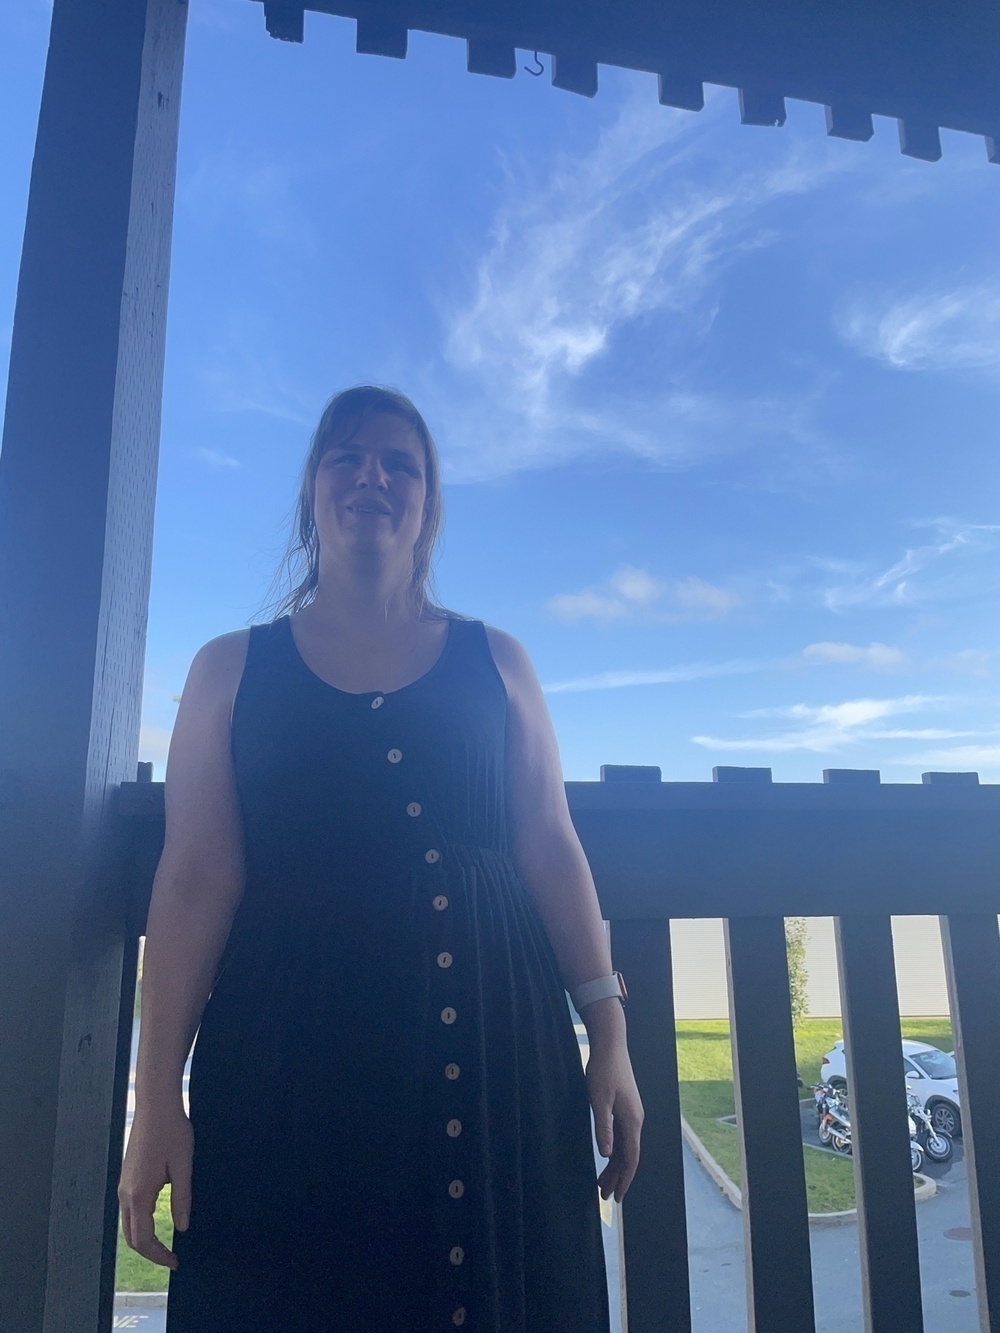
[166,614,610,1332]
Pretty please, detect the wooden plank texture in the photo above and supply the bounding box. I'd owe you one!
[116,781,1000,929]
[612,919,690,1333]
[0,1,187,1328]
[726,916,814,1332]
[259,0,1000,150]
[835,916,923,1332]
[941,914,1000,1333]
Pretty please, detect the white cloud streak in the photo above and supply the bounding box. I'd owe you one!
[435,89,844,481]
[195,447,241,469]
[693,694,947,753]
[837,282,1000,378]
[900,744,1000,771]
[802,641,904,669]
[818,518,1000,612]
[198,323,317,425]
[929,649,998,677]
[546,564,741,625]
[544,658,761,695]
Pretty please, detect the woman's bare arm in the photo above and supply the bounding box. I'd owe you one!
[120,629,249,1265]
[134,630,249,1107]
[485,627,619,1016]
[485,625,643,1200]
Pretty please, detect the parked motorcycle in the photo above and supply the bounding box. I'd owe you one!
[909,1112,925,1173]
[812,1081,944,1172]
[908,1091,953,1164]
[813,1082,852,1154]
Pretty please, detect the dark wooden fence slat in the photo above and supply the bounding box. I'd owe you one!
[835,916,923,1332]
[941,914,1000,1333]
[612,919,691,1333]
[725,916,815,1332]
[100,940,140,1324]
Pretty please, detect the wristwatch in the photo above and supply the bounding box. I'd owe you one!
[570,970,628,1012]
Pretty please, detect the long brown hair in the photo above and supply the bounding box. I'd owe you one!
[259,385,451,621]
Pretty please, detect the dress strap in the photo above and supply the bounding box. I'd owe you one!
[232,618,291,723]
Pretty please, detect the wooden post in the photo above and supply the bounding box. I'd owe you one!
[726,916,814,1332]
[0,1,187,1329]
[613,918,691,1332]
[835,916,923,1332]
[941,914,1000,1333]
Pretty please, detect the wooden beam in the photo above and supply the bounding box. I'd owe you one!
[835,916,923,1332]
[116,779,1000,930]
[0,1,187,1328]
[256,0,1000,158]
[726,916,814,1331]
[613,919,690,1332]
[940,914,1000,1332]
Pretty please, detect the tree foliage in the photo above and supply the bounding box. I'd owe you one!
[785,916,810,1028]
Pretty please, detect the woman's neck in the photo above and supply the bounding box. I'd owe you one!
[303,572,422,635]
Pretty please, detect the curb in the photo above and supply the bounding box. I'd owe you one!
[115,1292,167,1308]
[680,1116,936,1226]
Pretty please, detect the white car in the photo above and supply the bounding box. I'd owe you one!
[821,1038,962,1138]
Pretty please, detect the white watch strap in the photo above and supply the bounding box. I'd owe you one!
[571,972,624,1011]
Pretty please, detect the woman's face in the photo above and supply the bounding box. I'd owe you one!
[313,411,428,574]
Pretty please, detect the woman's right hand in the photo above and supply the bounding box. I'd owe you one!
[118,1102,193,1270]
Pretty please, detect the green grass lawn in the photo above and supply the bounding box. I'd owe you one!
[677,1018,954,1214]
[115,1186,174,1293]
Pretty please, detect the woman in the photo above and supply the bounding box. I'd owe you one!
[119,385,643,1332]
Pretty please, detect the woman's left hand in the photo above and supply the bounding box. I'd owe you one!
[585,1036,644,1203]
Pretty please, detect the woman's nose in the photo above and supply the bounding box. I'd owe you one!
[355,457,388,489]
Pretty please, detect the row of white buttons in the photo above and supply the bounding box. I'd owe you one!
[397,765,465,1326]
[376,711,466,1320]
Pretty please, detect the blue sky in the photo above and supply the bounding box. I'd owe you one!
[3,1,999,783]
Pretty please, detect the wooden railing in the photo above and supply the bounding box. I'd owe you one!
[114,763,1000,1332]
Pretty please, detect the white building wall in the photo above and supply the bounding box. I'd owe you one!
[669,918,728,1020]
[667,916,950,1020]
[892,916,949,1017]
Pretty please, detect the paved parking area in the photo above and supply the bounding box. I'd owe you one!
[688,1114,978,1332]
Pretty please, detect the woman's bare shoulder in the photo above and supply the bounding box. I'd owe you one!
[482,624,540,698]
[182,628,252,709]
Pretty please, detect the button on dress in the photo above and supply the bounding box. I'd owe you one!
[166,615,610,1332]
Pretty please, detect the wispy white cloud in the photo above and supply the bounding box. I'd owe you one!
[837,282,1000,379]
[928,649,999,678]
[801,641,905,669]
[198,318,317,425]
[180,151,315,248]
[194,447,241,469]
[818,518,1000,612]
[693,694,947,752]
[434,89,845,481]
[900,744,1000,771]
[546,564,741,625]
[863,729,976,740]
[544,658,761,695]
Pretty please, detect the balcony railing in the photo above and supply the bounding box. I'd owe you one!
[113,762,1000,1332]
